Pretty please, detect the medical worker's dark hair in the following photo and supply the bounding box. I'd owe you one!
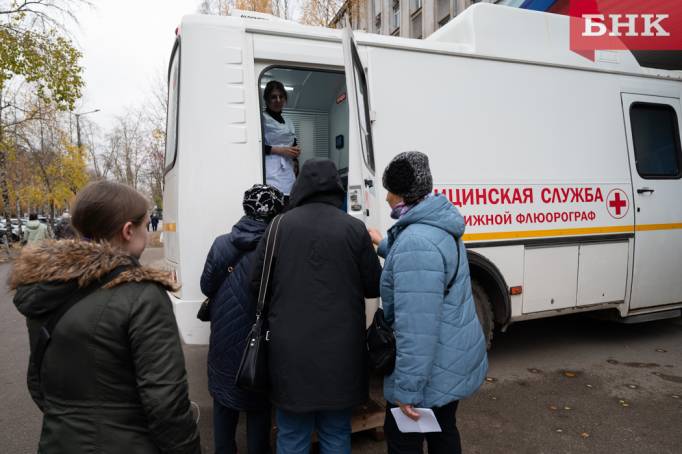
[263,80,287,102]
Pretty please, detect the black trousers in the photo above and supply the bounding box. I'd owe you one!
[213,400,271,454]
[384,401,462,454]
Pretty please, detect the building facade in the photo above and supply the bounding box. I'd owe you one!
[331,0,498,39]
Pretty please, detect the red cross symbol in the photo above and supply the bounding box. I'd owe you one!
[607,189,629,219]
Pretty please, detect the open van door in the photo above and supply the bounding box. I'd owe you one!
[621,94,682,310]
[342,26,380,228]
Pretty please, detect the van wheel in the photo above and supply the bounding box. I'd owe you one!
[472,281,494,350]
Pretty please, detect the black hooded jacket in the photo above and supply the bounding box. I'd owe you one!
[251,159,382,412]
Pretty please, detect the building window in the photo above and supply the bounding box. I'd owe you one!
[374,0,382,27]
[411,11,422,38]
[391,0,400,32]
[437,0,450,27]
[410,0,422,13]
[630,103,682,178]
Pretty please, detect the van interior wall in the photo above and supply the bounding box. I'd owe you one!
[329,85,349,172]
[283,110,329,163]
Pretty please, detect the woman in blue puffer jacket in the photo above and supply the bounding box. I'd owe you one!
[368,151,488,454]
[200,184,284,454]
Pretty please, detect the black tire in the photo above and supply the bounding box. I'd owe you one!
[472,280,494,350]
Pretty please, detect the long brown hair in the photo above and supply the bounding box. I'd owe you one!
[71,181,150,241]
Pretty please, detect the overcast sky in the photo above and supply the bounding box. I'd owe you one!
[74,0,199,129]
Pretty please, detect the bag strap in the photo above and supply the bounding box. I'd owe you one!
[256,215,284,317]
[32,264,133,382]
[444,237,460,296]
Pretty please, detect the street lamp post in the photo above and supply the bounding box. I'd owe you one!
[74,109,100,149]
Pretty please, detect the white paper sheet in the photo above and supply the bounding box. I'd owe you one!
[390,408,442,433]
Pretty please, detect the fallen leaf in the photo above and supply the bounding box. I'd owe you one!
[549,405,558,411]
[555,429,564,433]
[586,384,594,389]
[627,384,638,389]
[580,432,590,439]
[528,368,541,374]
[485,377,497,383]
[563,371,578,378]
[655,348,667,353]
[564,406,572,411]
[672,395,680,399]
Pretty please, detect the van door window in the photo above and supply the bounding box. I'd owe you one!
[630,103,682,179]
[259,68,349,196]
[350,45,375,173]
[165,40,180,173]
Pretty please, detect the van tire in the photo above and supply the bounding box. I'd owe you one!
[472,280,494,350]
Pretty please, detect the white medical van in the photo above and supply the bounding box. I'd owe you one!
[162,4,682,345]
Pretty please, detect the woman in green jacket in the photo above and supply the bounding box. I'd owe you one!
[12,181,201,454]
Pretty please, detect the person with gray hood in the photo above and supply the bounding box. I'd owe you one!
[250,158,382,454]
[368,151,488,454]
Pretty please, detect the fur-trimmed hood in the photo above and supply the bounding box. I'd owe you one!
[12,240,177,318]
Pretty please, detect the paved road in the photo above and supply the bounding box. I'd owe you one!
[1,247,681,453]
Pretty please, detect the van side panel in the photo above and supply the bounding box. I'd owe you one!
[171,20,260,343]
[363,45,637,316]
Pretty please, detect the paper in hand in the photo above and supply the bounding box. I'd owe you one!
[390,407,442,433]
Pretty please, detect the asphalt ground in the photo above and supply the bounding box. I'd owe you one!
[1,246,680,453]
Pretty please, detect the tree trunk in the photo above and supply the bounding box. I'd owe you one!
[0,90,13,241]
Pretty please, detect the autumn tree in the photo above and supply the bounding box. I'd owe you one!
[0,0,86,235]
[9,97,88,220]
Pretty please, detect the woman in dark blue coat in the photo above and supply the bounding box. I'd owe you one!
[200,184,284,454]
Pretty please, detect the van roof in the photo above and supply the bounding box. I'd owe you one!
[182,4,682,81]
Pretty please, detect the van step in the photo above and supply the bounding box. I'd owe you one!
[618,309,682,324]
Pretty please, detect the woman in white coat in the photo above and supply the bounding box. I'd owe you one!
[262,80,300,197]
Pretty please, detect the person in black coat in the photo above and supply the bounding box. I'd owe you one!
[250,159,382,454]
[201,184,284,454]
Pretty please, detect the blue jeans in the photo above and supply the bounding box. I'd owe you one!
[275,408,352,454]
[213,400,271,454]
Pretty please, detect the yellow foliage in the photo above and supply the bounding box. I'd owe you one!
[235,0,273,13]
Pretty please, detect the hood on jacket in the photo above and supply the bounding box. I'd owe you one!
[11,240,177,319]
[288,159,345,209]
[26,220,42,230]
[390,194,465,239]
[231,216,268,251]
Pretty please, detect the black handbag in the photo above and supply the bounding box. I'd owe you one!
[366,307,396,375]
[196,298,211,322]
[367,238,461,375]
[235,214,283,392]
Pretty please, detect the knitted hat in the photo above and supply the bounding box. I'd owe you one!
[382,151,433,201]
[243,184,284,222]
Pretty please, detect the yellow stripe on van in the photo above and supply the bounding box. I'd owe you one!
[635,223,682,232]
[463,222,682,242]
[163,223,176,232]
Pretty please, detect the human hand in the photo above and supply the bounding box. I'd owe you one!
[367,228,383,246]
[273,146,301,158]
[397,402,420,421]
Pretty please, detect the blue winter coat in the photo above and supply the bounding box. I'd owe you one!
[200,216,269,411]
[378,195,488,408]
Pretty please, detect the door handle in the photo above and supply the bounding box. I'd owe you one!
[637,188,655,194]
[364,179,374,188]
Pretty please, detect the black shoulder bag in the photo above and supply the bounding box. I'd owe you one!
[32,265,132,386]
[367,237,460,375]
[235,214,283,392]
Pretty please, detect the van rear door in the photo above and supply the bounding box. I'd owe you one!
[342,28,380,228]
[621,94,682,309]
